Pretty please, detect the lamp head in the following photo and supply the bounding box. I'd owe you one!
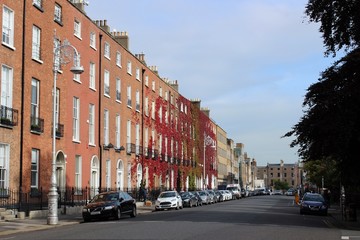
[70,65,84,74]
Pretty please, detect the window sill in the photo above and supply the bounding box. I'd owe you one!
[1,42,15,51]
[32,58,43,64]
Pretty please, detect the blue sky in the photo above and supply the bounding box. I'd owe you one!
[85,0,336,166]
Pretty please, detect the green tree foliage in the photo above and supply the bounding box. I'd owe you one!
[305,0,360,56]
[284,48,360,187]
[303,158,340,190]
[273,180,289,191]
[285,0,360,203]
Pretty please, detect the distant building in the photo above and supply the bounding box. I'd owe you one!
[257,160,302,190]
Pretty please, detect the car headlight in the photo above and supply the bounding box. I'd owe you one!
[301,203,308,208]
[104,205,114,210]
[82,208,89,212]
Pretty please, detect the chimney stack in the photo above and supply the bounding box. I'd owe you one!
[111,31,129,50]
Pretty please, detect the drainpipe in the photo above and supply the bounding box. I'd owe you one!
[98,33,103,192]
[141,68,145,184]
[19,0,27,193]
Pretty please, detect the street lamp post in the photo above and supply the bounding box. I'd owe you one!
[203,133,215,190]
[48,35,84,225]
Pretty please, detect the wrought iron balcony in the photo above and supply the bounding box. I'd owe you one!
[30,116,44,133]
[0,105,18,127]
[55,123,64,138]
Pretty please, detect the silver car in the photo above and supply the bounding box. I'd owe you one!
[197,191,211,205]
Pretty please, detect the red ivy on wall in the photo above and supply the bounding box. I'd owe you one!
[130,87,217,189]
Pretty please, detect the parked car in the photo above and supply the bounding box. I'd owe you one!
[221,190,232,201]
[240,188,247,198]
[300,193,328,216]
[226,184,241,199]
[198,190,211,205]
[271,190,283,195]
[82,191,136,222]
[155,191,183,211]
[206,190,217,203]
[180,191,198,208]
[285,188,296,196]
[191,191,203,206]
[214,190,224,202]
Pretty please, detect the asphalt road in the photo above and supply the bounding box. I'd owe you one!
[2,195,360,240]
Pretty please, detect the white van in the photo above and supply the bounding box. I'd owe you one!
[226,184,241,199]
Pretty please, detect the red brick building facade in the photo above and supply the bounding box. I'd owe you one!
[0,0,217,198]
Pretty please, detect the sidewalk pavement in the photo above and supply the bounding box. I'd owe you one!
[0,202,155,237]
[328,205,360,231]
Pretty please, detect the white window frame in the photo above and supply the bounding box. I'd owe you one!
[144,97,149,116]
[2,6,14,48]
[54,3,62,23]
[31,79,39,118]
[126,120,131,149]
[104,109,109,145]
[74,19,81,39]
[145,75,149,87]
[135,123,140,155]
[152,80,155,92]
[1,65,13,108]
[73,72,81,83]
[32,25,41,61]
[0,143,10,189]
[106,160,111,190]
[104,42,110,59]
[89,62,96,90]
[159,87,162,98]
[88,104,95,145]
[135,67,140,81]
[116,78,121,102]
[75,155,82,191]
[127,61,132,75]
[135,90,140,112]
[151,101,155,119]
[116,51,121,67]
[33,0,42,8]
[73,97,80,141]
[144,127,148,155]
[115,114,121,148]
[127,86,132,107]
[104,70,110,97]
[90,32,96,49]
[31,148,39,190]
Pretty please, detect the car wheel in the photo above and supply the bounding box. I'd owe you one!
[130,205,137,217]
[176,203,179,210]
[115,208,121,220]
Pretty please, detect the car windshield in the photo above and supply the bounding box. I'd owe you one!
[303,194,324,202]
[180,192,190,197]
[91,193,118,203]
[198,191,206,196]
[159,192,176,198]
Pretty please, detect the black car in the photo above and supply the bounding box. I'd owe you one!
[82,191,137,222]
[190,191,203,206]
[180,191,198,207]
[299,193,328,216]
